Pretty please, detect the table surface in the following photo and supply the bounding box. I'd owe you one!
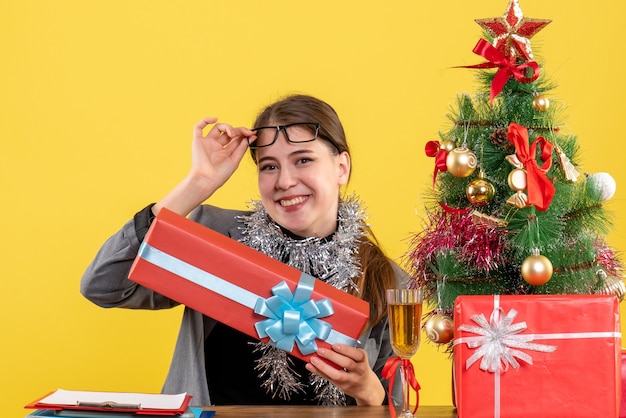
[206,405,457,417]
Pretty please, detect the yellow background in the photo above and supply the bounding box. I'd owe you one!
[2,1,625,416]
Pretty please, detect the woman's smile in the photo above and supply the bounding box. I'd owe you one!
[279,195,309,207]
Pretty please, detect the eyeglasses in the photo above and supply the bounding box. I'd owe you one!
[247,122,321,149]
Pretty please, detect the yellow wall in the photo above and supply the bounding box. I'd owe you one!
[3,1,625,416]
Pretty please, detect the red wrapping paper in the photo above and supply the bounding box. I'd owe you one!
[128,208,370,363]
[619,348,626,418]
[453,294,621,418]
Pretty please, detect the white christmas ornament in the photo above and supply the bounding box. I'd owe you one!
[588,172,617,201]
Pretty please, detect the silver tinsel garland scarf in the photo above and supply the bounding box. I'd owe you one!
[237,195,368,405]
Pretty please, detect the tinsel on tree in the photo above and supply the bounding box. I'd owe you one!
[407,0,624,346]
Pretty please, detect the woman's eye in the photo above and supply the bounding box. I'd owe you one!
[296,157,313,165]
[259,163,278,171]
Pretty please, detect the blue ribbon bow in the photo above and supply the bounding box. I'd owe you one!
[254,274,334,355]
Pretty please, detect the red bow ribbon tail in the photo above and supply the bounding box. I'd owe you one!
[425,140,448,188]
[526,136,555,211]
[382,356,401,418]
[507,123,556,211]
[383,356,421,418]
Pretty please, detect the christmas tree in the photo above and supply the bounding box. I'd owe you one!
[407,0,625,346]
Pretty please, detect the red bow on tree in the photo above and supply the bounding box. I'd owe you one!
[507,122,555,211]
[382,356,421,418]
[425,140,449,188]
[459,38,540,104]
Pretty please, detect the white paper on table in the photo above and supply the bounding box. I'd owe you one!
[37,389,187,410]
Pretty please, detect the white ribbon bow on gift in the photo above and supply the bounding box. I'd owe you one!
[458,307,557,372]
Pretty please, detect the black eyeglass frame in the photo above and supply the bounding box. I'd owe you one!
[247,122,321,150]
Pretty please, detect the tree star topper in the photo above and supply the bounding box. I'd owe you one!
[475,0,551,62]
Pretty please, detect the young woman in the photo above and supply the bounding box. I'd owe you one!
[81,94,407,407]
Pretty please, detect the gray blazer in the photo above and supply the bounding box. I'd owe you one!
[81,204,405,406]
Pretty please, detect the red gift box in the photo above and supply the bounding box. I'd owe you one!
[621,349,626,417]
[128,208,370,363]
[453,294,621,418]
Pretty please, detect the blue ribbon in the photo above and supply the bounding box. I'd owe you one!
[137,242,357,355]
[254,274,335,355]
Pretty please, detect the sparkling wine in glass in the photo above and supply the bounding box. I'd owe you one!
[386,288,423,418]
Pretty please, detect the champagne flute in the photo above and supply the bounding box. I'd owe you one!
[386,288,423,418]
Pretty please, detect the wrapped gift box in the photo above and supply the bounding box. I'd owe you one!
[128,208,370,363]
[621,349,626,418]
[453,294,621,418]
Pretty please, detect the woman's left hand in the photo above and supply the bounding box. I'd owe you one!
[305,344,385,405]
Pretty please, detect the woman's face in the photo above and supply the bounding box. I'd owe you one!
[254,125,350,238]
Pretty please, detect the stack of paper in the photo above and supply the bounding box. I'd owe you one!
[24,389,204,417]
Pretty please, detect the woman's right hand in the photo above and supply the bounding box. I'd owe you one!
[152,118,255,217]
[189,117,255,191]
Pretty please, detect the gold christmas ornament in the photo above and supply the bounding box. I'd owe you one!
[506,167,529,208]
[554,145,580,182]
[466,171,496,206]
[507,192,528,208]
[471,210,509,228]
[532,94,550,112]
[521,252,553,286]
[440,140,456,153]
[507,168,527,191]
[600,275,626,302]
[446,147,477,177]
[424,313,454,344]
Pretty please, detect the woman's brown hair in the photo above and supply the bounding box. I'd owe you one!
[250,94,348,162]
[355,230,397,327]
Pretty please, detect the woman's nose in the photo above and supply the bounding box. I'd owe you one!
[275,167,297,190]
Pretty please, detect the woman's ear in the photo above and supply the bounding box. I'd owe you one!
[337,151,351,186]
